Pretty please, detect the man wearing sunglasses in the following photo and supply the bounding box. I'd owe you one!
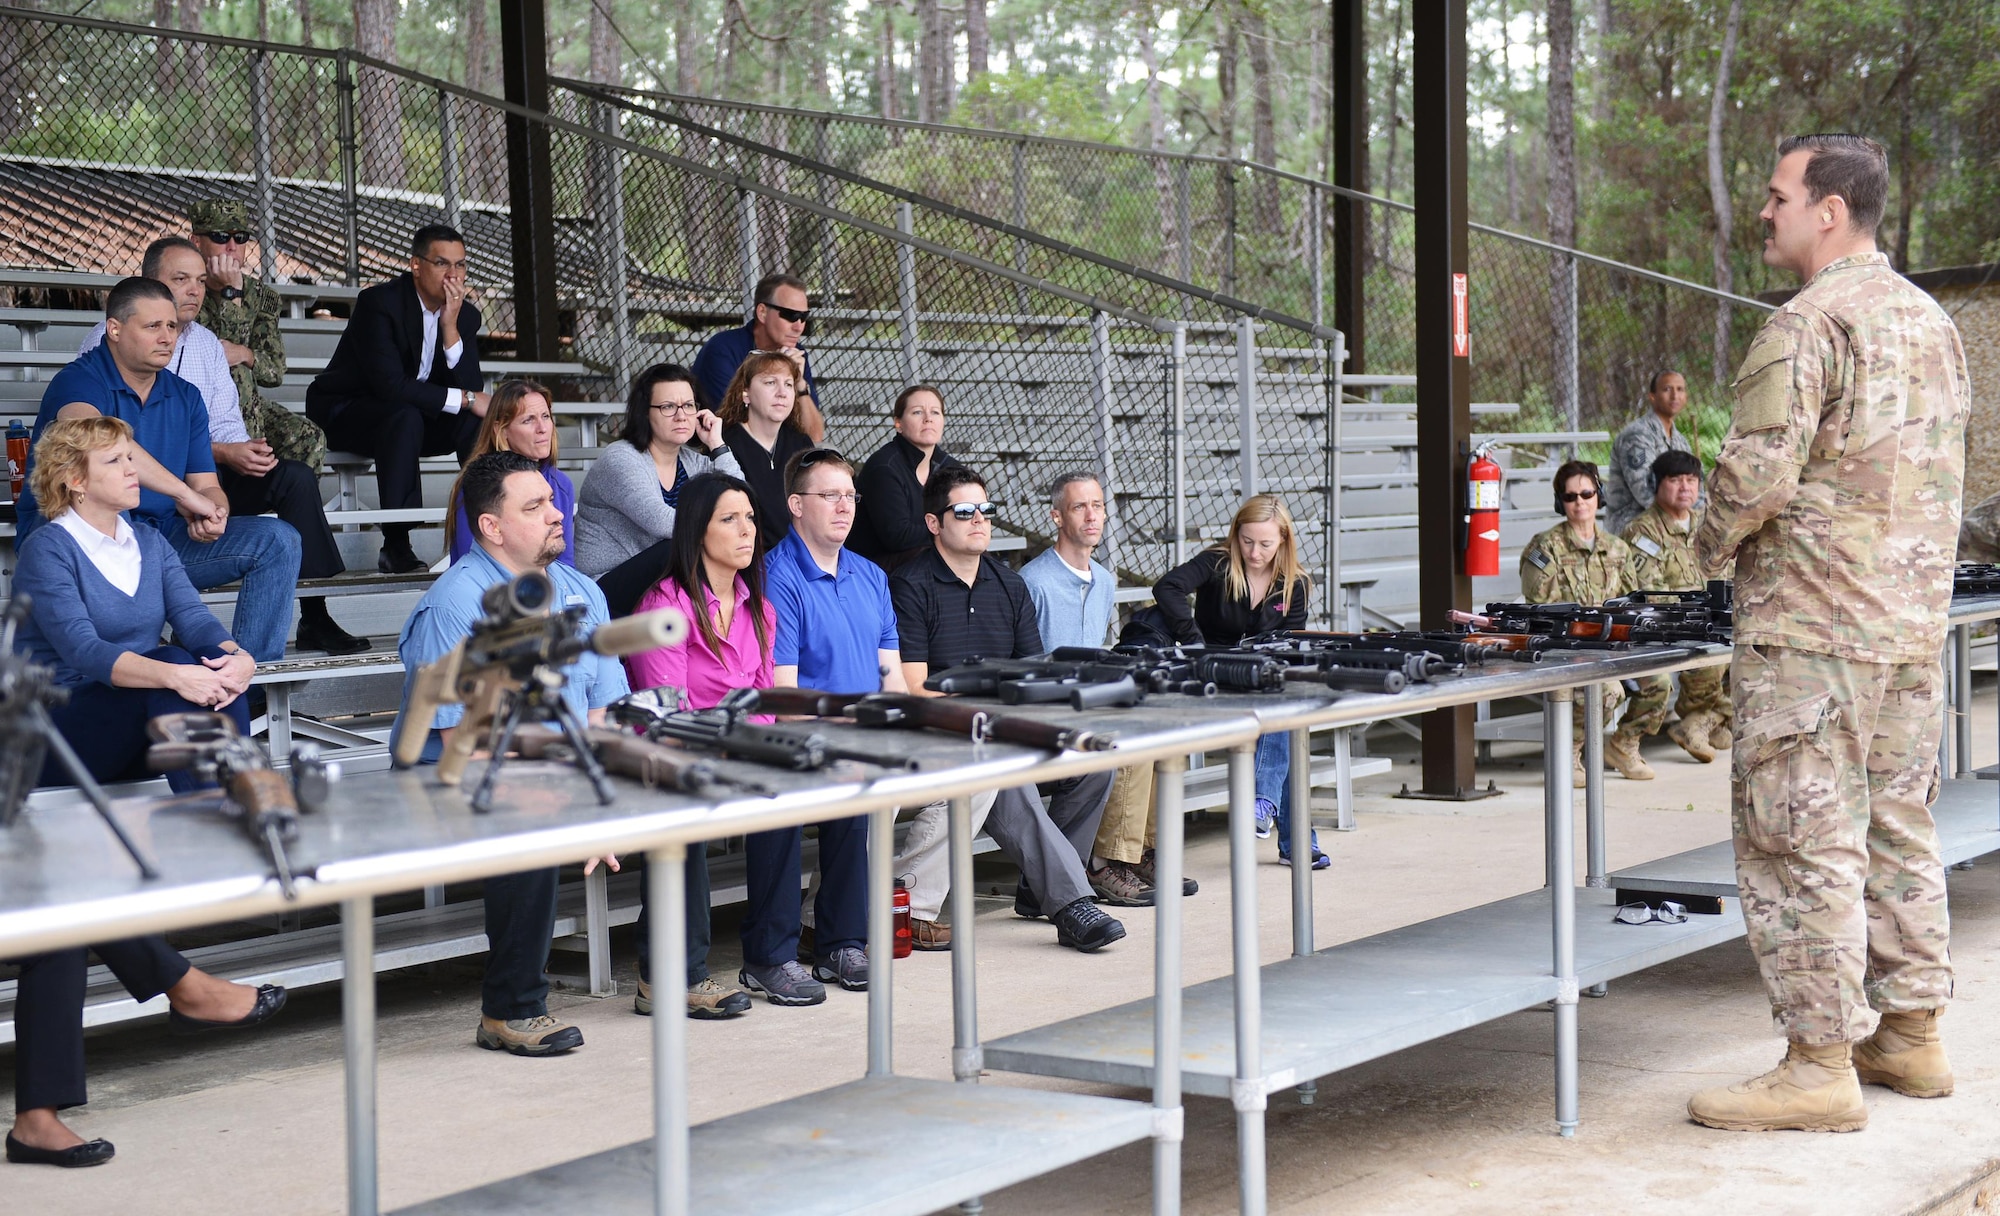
[888,466,1126,954]
[691,272,825,443]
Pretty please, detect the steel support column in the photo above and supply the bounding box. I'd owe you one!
[498,0,560,361]
[1331,0,1367,373]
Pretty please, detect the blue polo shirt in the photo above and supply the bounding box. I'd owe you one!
[766,529,898,693]
[16,342,215,540]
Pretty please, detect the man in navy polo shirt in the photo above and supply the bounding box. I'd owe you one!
[690,272,825,442]
[766,446,903,984]
[17,278,300,662]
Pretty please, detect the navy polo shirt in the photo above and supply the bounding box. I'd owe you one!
[767,529,899,693]
[690,322,822,416]
[17,342,215,540]
[890,545,1043,670]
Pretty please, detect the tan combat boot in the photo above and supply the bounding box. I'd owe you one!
[1854,1009,1953,1098]
[1709,720,1733,752]
[1571,742,1586,789]
[1687,1041,1868,1132]
[1604,730,1656,780]
[1667,712,1717,764]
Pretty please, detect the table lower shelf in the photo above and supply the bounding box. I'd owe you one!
[390,1075,1159,1216]
[982,886,1743,1099]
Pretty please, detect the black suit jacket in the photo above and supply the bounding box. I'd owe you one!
[305,273,484,424]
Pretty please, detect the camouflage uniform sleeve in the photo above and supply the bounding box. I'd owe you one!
[1694,311,1823,579]
[1602,427,1635,527]
[246,283,287,388]
[1520,533,1555,604]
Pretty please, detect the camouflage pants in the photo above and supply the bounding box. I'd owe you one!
[1091,764,1156,866]
[1679,664,1731,725]
[243,394,328,471]
[1731,643,1952,1045]
[1621,666,1732,738]
[1574,680,1623,743]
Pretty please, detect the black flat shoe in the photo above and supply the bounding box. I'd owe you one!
[377,547,426,575]
[6,1132,116,1167]
[167,983,287,1035]
[295,617,371,655]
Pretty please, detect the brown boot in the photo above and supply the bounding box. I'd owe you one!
[1668,713,1717,763]
[1571,742,1586,789]
[1854,1009,1953,1098]
[1604,730,1656,781]
[1709,721,1733,752]
[1687,1041,1868,1132]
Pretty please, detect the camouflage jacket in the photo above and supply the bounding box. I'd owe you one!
[1520,522,1633,606]
[1695,252,1969,663]
[1621,505,1704,592]
[1602,412,1702,535]
[197,277,287,407]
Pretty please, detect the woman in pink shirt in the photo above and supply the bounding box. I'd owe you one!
[624,473,833,1014]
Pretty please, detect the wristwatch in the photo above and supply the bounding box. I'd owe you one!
[220,287,246,301]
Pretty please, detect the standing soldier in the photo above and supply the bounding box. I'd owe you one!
[187,199,328,471]
[1618,448,1733,763]
[1689,134,1968,1133]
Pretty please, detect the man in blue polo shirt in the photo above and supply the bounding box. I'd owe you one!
[690,272,825,441]
[16,277,300,662]
[766,446,904,984]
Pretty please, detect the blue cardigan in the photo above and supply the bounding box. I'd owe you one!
[11,519,232,688]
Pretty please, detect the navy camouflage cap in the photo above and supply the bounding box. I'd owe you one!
[187,198,253,232]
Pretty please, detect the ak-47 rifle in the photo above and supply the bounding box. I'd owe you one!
[1956,564,2000,597]
[391,570,688,812]
[1451,580,1733,652]
[1233,634,1463,682]
[925,643,1407,702]
[511,723,780,798]
[608,687,921,773]
[0,595,161,879]
[1246,629,1540,668]
[146,712,331,899]
[745,686,1119,752]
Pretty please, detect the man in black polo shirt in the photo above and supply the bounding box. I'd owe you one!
[890,466,1125,953]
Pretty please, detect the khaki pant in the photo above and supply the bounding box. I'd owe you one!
[1091,764,1157,866]
[1731,644,1952,1044]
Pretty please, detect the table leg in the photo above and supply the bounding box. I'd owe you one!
[1332,727,1356,832]
[949,795,982,1215]
[341,896,377,1216]
[1152,755,1188,1216]
[1288,727,1312,958]
[1582,682,1608,999]
[650,843,689,1216]
[867,807,894,1078]
[1956,623,1974,779]
[1229,742,1267,1215]
[1546,691,1580,1138]
[267,681,294,762]
[584,865,612,997]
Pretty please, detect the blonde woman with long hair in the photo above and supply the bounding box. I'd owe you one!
[1152,494,1323,866]
[444,378,576,565]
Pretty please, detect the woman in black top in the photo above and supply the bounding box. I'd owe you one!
[1151,493,1324,867]
[719,350,814,552]
[851,384,960,570]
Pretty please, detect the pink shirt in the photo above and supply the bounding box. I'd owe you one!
[625,575,777,714]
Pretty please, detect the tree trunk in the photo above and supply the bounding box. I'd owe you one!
[1592,0,1614,126]
[352,0,407,190]
[154,0,175,96]
[1217,1,1239,292]
[465,0,489,93]
[1140,17,1178,269]
[1501,0,1519,224]
[675,0,699,92]
[1547,0,1578,430]
[915,0,939,122]
[1379,0,1404,264]
[877,2,897,121]
[588,0,620,85]
[966,0,988,82]
[721,0,744,98]
[1242,1,1280,232]
[808,0,832,98]
[1706,0,1743,384]
[296,0,314,45]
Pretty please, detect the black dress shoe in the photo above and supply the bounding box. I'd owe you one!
[295,617,371,655]
[6,1132,116,1167]
[167,983,287,1036]
[377,546,427,575]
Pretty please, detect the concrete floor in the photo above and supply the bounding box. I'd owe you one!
[6,685,1999,1215]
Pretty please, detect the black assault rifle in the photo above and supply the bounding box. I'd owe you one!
[926,644,1407,703]
[744,686,1118,752]
[609,688,923,774]
[147,712,332,900]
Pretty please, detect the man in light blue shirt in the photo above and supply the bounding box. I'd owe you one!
[396,451,629,1058]
[1019,471,1115,650]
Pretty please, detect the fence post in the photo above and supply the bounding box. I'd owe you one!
[1012,139,1031,316]
[1237,315,1258,498]
[249,49,278,285]
[1559,253,1580,455]
[598,100,633,396]
[896,202,920,383]
[1089,310,1119,583]
[1223,163,1239,299]
[335,49,360,287]
[1325,328,1347,629]
[815,116,839,304]
[738,189,760,317]
[1175,159,1192,309]
[1171,322,1188,566]
[439,87,461,231]
[1308,184,1325,337]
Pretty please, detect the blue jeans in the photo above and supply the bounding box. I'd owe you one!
[1255,731,1319,856]
[152,511,302,663]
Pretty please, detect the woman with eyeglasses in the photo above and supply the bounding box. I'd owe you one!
[851,384,960,572]
[575,363,744,616]
[1520,459,1645,787]
[718,351,816,554]
[445,378,575,567]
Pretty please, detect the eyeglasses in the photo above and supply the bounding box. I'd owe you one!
[419,256,471,272]
[799,491,861,506]
[945,502,999,521]
[203,230,251,245]
[758,303,811,324]
[1560,487,1599,504]
[1613,900,1688,926]
[651,401,699,416]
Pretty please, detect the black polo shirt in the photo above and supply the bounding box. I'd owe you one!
[890,544,1042,669]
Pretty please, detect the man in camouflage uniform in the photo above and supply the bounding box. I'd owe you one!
[1618,448,1733,763]
[1602,369,1704,535]
[1519,459,1649,787]
[188,199,327,470]
[1688,135,1966,1134]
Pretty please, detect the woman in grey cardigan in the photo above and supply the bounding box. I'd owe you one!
[577,363,744,615]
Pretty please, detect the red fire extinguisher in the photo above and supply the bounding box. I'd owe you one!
[1464,442,1502,577]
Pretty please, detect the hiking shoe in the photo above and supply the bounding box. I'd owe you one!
[1854,1009,1952,1098]
[476,1014,582,1056]
[740,959,828,1007]
[910,917,951,951]
[1051,898,1126,952]
[1253,797,1277,839]
[812,946,870,992]
[1136,848,1199,896]
[682,976,752,1020]
[1688,1041,1867,1132]
[1088,860,1156,907]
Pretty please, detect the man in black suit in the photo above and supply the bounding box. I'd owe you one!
[307,223,493,573]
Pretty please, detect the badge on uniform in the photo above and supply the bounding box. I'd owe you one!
[1632,537,1663,558]
[1526,548,1550,570]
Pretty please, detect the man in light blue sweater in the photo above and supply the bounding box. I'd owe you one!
[1018,471,1115,650]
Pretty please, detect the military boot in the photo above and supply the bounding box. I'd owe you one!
[1667,712,1717,764]
[1709,720,1733,752]
[1604,730,1656,781]
[1687,1041,1868,1132]
[1854,1009,1953,1098]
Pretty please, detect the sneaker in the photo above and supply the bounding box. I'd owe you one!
[1253,797,1277,839]
[1136,848,1199,897]
[812,946,869,992]
[739,959,828,1007]
[1051,897,1126,952]
[1088,860,1156,907]
[1278,842,1332,870]
[476,1014,583,1056]
[910,917,952,951]
[682,976,752,1020]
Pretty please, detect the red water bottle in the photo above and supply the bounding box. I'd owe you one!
[7,420,28,500]
[892,877,913,959]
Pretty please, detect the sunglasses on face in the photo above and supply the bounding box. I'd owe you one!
[944,502,998,521]
[760,303,810,324]
[1560,487,1599,504]
[204,231,251,245]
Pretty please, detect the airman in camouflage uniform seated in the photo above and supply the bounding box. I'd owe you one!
[1618,448,1734,763]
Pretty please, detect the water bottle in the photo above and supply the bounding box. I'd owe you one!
[7,420,27,499]
[892,876,913,959]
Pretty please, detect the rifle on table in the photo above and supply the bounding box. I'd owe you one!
[1451,580,1733,652]
[1233,634,1464,682]
[925,644,1407,703]
[1247,629,1541,668]
[745,686,1118,752]
[146,712,332,900]
[391,569,689,812]
[609,687,922,774]
[1956,564,2000,597]
[511,724,780,798]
